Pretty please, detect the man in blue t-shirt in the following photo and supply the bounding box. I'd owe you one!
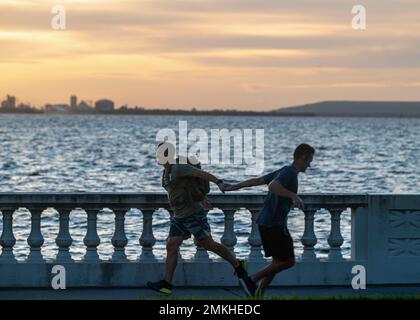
[224,144,315,297]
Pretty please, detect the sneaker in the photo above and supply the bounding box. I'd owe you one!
[147,280,172,295]
[234,259,249,279]
[239,276,257,297]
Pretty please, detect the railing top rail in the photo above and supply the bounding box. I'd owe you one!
[0,192,377,210]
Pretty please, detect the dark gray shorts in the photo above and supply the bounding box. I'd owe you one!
[259,224,295,259]
[169,209,211,241]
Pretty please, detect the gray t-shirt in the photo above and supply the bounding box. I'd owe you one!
[256,165,299,227]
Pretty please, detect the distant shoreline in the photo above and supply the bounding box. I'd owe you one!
[1,110,419,118]
[2,100,420,118]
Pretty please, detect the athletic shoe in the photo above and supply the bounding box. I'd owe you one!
[240,276,257,297]
[147,280,172,295]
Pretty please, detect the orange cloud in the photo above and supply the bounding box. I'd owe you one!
[1,0,420,110]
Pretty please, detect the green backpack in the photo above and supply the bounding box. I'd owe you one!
[163,157,210,202]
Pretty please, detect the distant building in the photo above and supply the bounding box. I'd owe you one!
[68,95,94,113]
[70,95,78,111]
[95,99,114,113]
[45,104,70,113]
[77,100,94,113]
[16,103,33,112]
[1,95,16,111]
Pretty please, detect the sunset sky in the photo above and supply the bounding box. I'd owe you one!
[1,0,420,110]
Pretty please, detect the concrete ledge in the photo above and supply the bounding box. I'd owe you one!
[1,259,416,288]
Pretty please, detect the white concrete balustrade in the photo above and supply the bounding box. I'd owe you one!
[0,193,419,287]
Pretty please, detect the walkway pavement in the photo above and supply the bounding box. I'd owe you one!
[0,285,420,300]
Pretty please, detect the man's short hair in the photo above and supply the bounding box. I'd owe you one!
[293,144,315,160]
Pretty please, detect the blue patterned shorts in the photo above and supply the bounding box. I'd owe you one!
[169,209,211,241]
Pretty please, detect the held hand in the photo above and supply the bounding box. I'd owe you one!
[219,183,228,192]
[223,183,241,192]
[216,181,227,193]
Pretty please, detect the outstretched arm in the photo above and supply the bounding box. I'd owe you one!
[191,169,219,184]
[191,169,226,192]
[224,176,266,191]
[172,164,226,192]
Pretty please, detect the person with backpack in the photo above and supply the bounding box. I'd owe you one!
[147,142,252,295]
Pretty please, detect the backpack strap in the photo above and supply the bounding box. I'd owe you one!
[162,164,175,188]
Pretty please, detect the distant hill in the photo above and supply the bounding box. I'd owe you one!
[274,101,420,117]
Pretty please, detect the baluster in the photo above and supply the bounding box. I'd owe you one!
[139,209,156,261]
[248,208,263,261]
[0,209,17,263]
[221,208,237,255]
[55,209,73,262]
[26,208,45,262]
[301,208,318,260]
[111,209,128,261]
[328,208,344,260]
[83,209,101,262]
